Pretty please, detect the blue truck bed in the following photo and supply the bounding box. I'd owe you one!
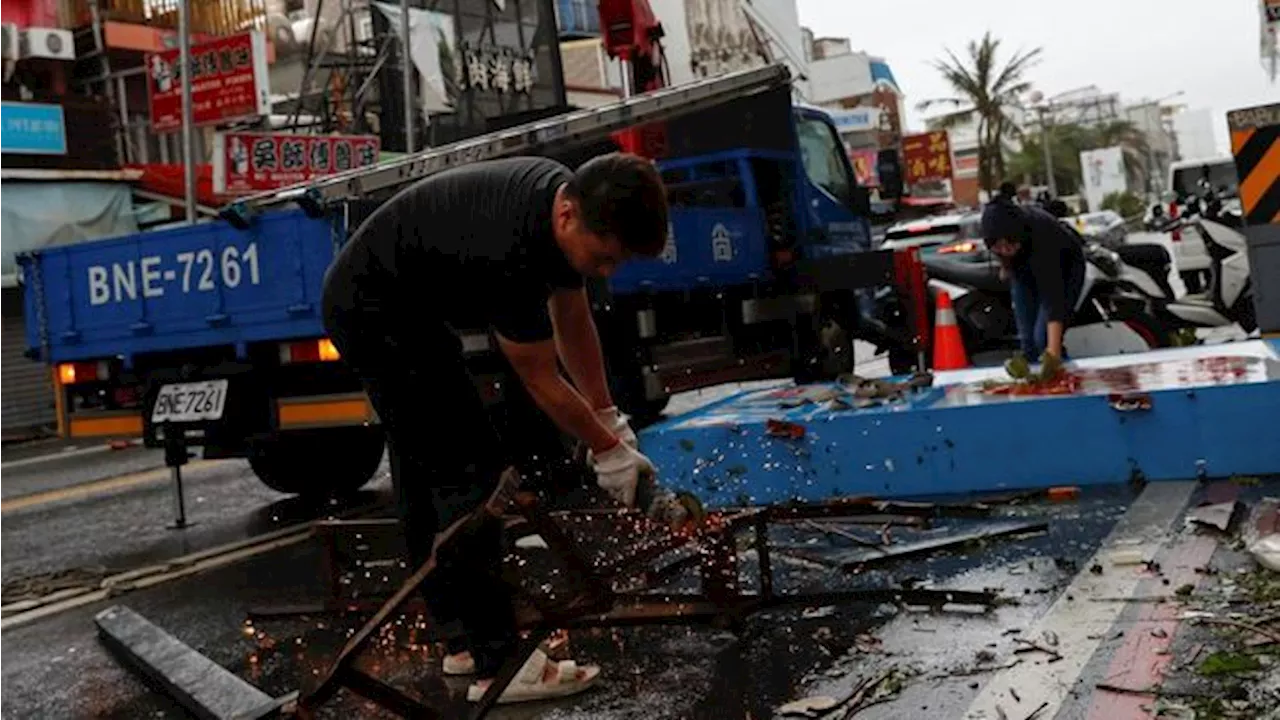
[20,210,339,364]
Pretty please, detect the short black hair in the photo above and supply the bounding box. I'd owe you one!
[998,181,1017,199]
[565,152,669,257]
[981,196,1029,246]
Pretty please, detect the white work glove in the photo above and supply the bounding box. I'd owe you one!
[592,443,692,529]
[591,442,654,508]
[595,406,638,449]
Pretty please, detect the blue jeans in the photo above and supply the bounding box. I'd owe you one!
[1010,265,1084,358]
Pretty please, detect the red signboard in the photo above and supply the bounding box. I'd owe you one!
[146,31,270,133]
[902,131,953,185]
[847,148,880,187]
[212,132,381,194]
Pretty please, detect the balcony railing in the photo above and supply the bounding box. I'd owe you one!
[65,0,267,36]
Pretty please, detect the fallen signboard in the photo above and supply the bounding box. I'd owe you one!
[212,132,381,194]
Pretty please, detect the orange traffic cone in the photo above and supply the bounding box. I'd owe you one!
[931,290,970,370]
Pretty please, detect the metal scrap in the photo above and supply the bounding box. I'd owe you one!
[766,418,806,440]
[1013,637,1063,662]
[834,520,1050,572]
[1188,502,1241,533]
[801,519,884,549]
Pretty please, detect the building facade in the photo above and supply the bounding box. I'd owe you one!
[1171,107,1220,162]
[803,34,905,199]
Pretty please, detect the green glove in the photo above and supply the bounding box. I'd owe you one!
[1037,352,1063,381]
[1004,352,1031,380]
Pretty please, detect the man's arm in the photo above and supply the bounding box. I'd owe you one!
[549,287,614,411]
[496,333,619,454]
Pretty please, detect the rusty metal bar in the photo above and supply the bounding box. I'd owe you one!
[340,667,438,719]
[755,516,773,600]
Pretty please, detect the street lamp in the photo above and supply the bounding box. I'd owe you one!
[1029,90,1057,197]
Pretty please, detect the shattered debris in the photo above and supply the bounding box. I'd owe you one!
[1188,502,1242,533]
[777,695,841,716]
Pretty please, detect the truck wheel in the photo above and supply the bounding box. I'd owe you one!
[794,317,855,384]
[250,427,386,498]
[612,377,670,427]
[888,345,920,376]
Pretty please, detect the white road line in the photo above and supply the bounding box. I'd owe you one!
[0,499,384,631]
[1,444,123,470]
[0,528,315,632]
[964,481,1196,720]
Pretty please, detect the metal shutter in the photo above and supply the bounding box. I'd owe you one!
[2,288,56,438]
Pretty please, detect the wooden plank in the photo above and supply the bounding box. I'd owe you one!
[95,605,285,720]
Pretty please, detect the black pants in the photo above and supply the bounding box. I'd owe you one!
[322,301,517,677]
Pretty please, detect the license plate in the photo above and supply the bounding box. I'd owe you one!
[151,379,229,423]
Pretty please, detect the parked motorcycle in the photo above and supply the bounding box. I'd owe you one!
[877,239,1172,374]
[1120,218,1256,332]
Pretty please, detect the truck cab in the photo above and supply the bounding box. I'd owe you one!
[592,94,881,420]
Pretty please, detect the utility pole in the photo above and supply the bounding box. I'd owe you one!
[400,0,415,153]
[178,0,196,223]
[1038,104,1057,197]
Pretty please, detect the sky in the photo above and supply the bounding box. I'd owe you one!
[795,0,1277,154]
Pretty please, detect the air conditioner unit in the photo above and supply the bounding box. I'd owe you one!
[0,22,17,82]
[1,23,19,61]
[21,28,76,61]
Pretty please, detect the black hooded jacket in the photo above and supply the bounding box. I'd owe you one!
[981,199,1086,323]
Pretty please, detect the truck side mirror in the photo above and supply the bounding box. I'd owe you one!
[848,185,871,217]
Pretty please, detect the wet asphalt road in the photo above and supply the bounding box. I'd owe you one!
[13,345,1244,720]
[0,479,1140,720]
[1,445,395,604]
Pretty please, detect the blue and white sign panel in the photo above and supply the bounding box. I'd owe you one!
[1,102,68,155]
[827,107,881,134]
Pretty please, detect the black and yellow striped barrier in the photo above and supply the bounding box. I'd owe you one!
[1229,103,1280,226]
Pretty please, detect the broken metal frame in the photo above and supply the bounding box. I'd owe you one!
[297,474,999,720]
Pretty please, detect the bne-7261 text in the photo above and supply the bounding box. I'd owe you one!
[87,243,261,306]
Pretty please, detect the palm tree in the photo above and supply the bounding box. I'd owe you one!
[918,32,1043,192]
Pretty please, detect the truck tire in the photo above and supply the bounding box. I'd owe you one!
[250,427,386,498]
[888,345,920,376]
[794,316,855,384]
[610,373,669,428]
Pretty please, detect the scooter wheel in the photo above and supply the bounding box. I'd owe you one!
[1121,312,1172,350]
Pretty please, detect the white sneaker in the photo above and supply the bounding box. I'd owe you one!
[443,651,475,676]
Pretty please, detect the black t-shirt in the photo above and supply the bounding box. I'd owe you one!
[324,156,583,344]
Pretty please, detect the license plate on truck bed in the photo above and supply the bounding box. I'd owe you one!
[151,379,229,423]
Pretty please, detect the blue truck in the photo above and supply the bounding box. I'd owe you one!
[19,66,902,498]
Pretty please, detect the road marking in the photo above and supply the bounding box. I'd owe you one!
[0,499,387,631]
[0,526,315,632]
[0,460,224,513]
[964,481,1196,720]
[1,444,120,470]
[1085,482,1240,718]
[1085,533,1219,718]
